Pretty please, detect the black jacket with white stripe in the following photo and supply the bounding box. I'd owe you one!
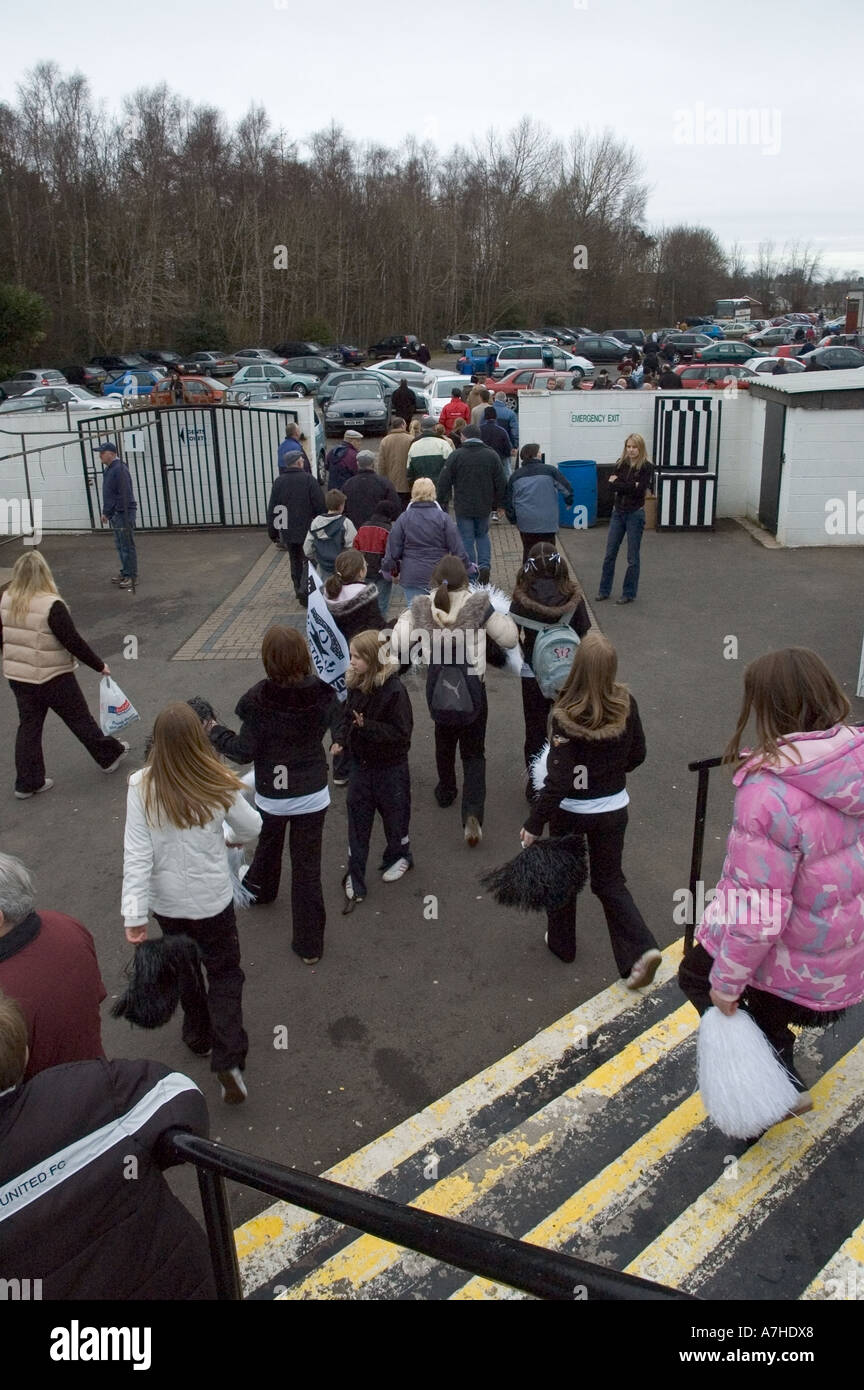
[0,1058,215,1300]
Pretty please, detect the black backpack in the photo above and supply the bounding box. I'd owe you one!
[424,603,492,727]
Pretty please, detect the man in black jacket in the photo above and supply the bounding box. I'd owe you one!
[436,425,506,584]
[267,454,326,603]
[341,451,399,530]
[0,993,215,1301]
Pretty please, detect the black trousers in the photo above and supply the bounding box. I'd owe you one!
[434,685,488,825]
[9,673,126,794]
[244,807,327,960]
[286,542,307,599]
[678,942,843,1083]
[154,901,247,1073]
[546,806,657,971]
[520,531,556,562]
[347,758,412,896]
[521,675,552,769]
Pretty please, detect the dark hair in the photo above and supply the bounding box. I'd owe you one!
[324,548,366,599]
[429,555,469,612]
[483,405,497,420]
[512,541,579,605]
[325,489,346,511]
[480,388,491,401]
[450,387,463,399]
[389,415,405,430]
[262,625,311,684]
[520,443,541,463]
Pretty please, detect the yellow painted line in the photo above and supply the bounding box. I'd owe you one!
[624,1038,864,1292]
[452,1092,707,1300]
[801,1221,864,1301]
[279,1005,698,1299]
[237,938,687,1285]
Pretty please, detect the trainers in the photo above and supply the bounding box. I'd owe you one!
[103,741,130,773]
[615,596,634,605]
[14,778,54,800]
[382,857,412,882]
[183,1034,212,1057]
[118,577,135,591]
[465,816,482,847]
[110,573,126,585]
[217,1067,247,1105]
[333,773,349,787]
[594,594,609,602]
[300,956,321,965]
[786,1091,814,1117]
[625,948,662,990]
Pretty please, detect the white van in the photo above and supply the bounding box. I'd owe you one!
[493,343,594,380]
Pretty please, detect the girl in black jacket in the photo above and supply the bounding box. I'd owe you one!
[323,550,385,785]
[331,629,413,907]
[509,542,591,779]
[596,434,653,605]
[208,626,333,963]
[521,631,661,986]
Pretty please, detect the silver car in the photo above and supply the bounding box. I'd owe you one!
[324,380,390,434]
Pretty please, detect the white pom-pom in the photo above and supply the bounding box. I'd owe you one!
[530,740,550,792]
[698,1007,800,1138]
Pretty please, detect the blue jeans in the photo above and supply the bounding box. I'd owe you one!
[111,515,138,580]
[456,515,491,571]
[599,507,644,600]
[375,575,392,616]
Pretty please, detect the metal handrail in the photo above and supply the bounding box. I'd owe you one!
[166,1130,697,1303]
[686,755,724,951]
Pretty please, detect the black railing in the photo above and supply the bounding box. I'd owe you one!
[686,755,724,951]
[166,1130,698,1303]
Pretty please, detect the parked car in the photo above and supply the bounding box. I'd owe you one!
[539,327,577,345]
[714,321,758,339]
[662,333,714,362]
[605,329,647,348]
[0,385,117,414]
[674,365,753,389]
[803,346,864,371]
[101,368,167,398]
[322,344,366,365]
[233,348,288,364]
[150,375,227,406]
[368,334,419,360]
[493,344,593,380]
[743,356,807,376]
[137,349,187,369]
[278,355,343,381]
[272,340,323,358]
[457,345,499,375]
[89,353,149,373]
[491,366,587,408]
[816,333,861,349]
[571,334,632,364]
[231,363,319,395]
[318,369,393,409]
[694,340,756,364]
[323,380,390,434]
[747,325,807,349]
[184,351,240,377]
[57,362,108,392]
[425,374,471,419]
[372,358,437,388]
[442,332,487,353]
[486,329,527,345]
[0,368,68,398]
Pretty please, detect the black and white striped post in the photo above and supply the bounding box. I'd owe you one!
[652,396,721,530]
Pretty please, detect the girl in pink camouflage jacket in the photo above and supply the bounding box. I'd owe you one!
[679,648,864,1109]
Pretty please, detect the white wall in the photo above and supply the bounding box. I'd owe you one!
[0,416,96,530]
[776,405,864,547]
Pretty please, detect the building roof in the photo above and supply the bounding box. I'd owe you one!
[747,367,864,404]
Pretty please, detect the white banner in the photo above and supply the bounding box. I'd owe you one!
[306,565,348,701]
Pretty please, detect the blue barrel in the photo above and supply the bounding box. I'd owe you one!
[557,460,597,528]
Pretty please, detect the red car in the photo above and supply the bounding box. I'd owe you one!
[492,366,591,406]
[674,365,752,390]
[149,375,227,406]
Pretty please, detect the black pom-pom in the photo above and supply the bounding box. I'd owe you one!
[480,835,588,913]
[186,696,218,724]
[112,935,207,1029]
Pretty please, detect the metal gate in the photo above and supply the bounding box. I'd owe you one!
[757,399,786,535]
[78,403,314,530]
[651,396,721,530]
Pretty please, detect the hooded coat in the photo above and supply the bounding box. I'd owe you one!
[381,500,471,590]
[210,675,334,802]
[696,725,864,1011]
[333,659,413,766]
[524,695,646,836]
[323,580,384,643]
[390,586,518,676]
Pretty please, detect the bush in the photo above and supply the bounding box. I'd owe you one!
[0,282,50,379]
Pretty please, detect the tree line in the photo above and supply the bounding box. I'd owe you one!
[0,64,856,370]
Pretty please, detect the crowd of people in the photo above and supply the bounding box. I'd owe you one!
[2,406,863,1298]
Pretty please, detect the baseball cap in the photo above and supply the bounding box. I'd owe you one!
[93,441,118,453]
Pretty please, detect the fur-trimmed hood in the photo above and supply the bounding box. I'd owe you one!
[510,578,583,624]
[552,691,632,742]
[323,581,380,620]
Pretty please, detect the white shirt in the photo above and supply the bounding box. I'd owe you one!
[254,786,331,817]
[560,789,629,814]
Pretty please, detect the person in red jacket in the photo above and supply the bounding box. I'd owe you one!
[440,388,471,434]
[0,852,105,1081]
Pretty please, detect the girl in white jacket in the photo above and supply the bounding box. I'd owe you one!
[122,702,261,1104]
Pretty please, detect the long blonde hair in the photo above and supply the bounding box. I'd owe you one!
[553,631,630,732]
[142,702,245,830]
[616,433,652,470]
[346,629,388,694]
[4,552,61,624]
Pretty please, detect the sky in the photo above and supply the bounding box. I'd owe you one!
[2,0,862,276]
